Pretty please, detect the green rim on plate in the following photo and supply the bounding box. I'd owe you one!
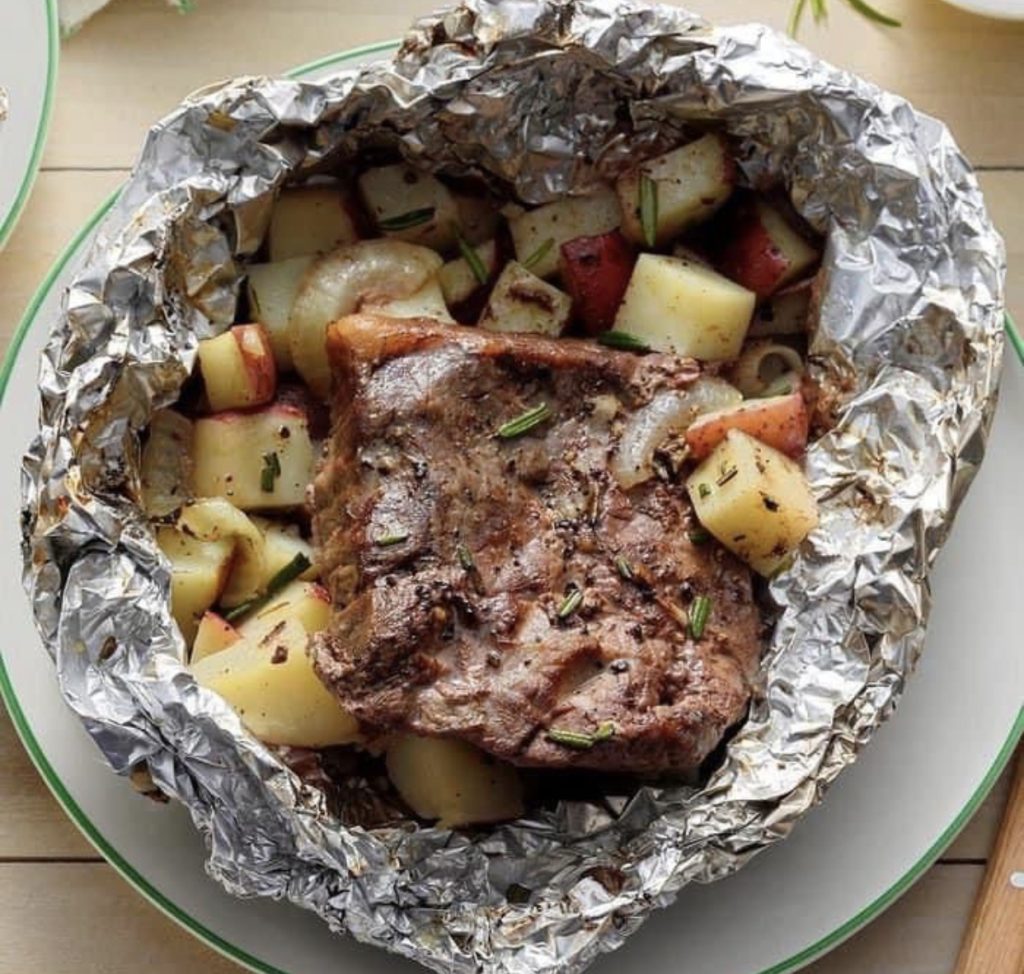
[1,40,1022,974]
[0,0,59,249]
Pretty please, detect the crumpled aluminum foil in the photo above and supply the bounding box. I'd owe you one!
[20,2,1006,972]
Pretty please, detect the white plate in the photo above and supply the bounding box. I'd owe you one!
[940,0,1024,19]
[2,43,1022,974]
[0,0,58,249]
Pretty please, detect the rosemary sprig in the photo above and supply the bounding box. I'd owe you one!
[596,331,651,353]
[556,586,584,620]
[223,552,312,623]
[457,542,475,571]
[688,594,712,640]
[638,173,658,248]
[522,237,555,271]
[496,403,553,439]
[260,451,281,492]
[546,722,616,750]
[378,206,436,232]
[789,0,900,36]
[374,530,409,547]
[614,556,634,582]
[455,228,489,285]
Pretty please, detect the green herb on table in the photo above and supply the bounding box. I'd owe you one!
[223,552,312,623]
[378,206,436,232]
[496,403,553,439]
[260,451,281,492]
[788,0,900,37]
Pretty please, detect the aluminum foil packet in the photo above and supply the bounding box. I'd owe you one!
[20,2,1006,972]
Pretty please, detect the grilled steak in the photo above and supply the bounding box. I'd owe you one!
[311,314,762,775]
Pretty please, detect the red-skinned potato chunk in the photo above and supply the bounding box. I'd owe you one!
[715,199,819,298]
[685,392,809,460]
[197,324,277,412]
[559,231,635,335]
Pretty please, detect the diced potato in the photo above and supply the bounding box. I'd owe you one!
[439,240,500,307]
[288,240,442,398]
[191,618,360,747]
[251,516,316,586]
[454,192,502,245]
[267,186,360,262]
[192,403,314,511]
[508,188,622,280]
[478,261,572,336]
[617,134,735,246]
[192,611,241,663]
[197,324,276,412]
[236,580,331,642]
[377,277,454,323]
[716,200,819,298]
[141,409,193,518]
[386,735,524,827]
[613,254,756,361]
[156,527,234,645]
[178,498,266,606]
[358,164,459,252]
[559,231,635,334]
[685,393,809,460]
[686,429,818,576]
[246,256,314,369]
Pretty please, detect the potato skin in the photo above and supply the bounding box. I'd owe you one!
[685,393,809,460]
[559,230,635,335]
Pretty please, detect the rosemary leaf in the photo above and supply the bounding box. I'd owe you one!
[223,552,312,623]
[639,173,659,248]
[522,237,555,271]
[688,594,712,640]
[496,403,553,439]
[687,526,712,545]
[374,530,410,547]
[260,451,281,492]
[614,556,634,582]
[556,586,584,620]
[596,330,651,353]
[457,542,475,571]
[456,228,489,285]
[378,206,436,232]
[546,721,616,750]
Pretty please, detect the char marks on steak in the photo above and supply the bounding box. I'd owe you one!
[311,314,762,775]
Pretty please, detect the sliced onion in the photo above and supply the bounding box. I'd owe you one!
[731,340,805,398]
[612,377,742,489]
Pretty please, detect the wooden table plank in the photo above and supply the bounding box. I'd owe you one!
[0,707,97,860]
[43,0,1024,171]
[0,859,984,974]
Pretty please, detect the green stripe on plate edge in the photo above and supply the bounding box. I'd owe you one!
[1,34,1021,974]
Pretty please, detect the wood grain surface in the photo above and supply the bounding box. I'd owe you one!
[0,0,1020,972]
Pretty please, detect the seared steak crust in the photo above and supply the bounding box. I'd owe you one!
[311,314,762,775]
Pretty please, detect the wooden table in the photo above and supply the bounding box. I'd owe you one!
[0,0,1020,971]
